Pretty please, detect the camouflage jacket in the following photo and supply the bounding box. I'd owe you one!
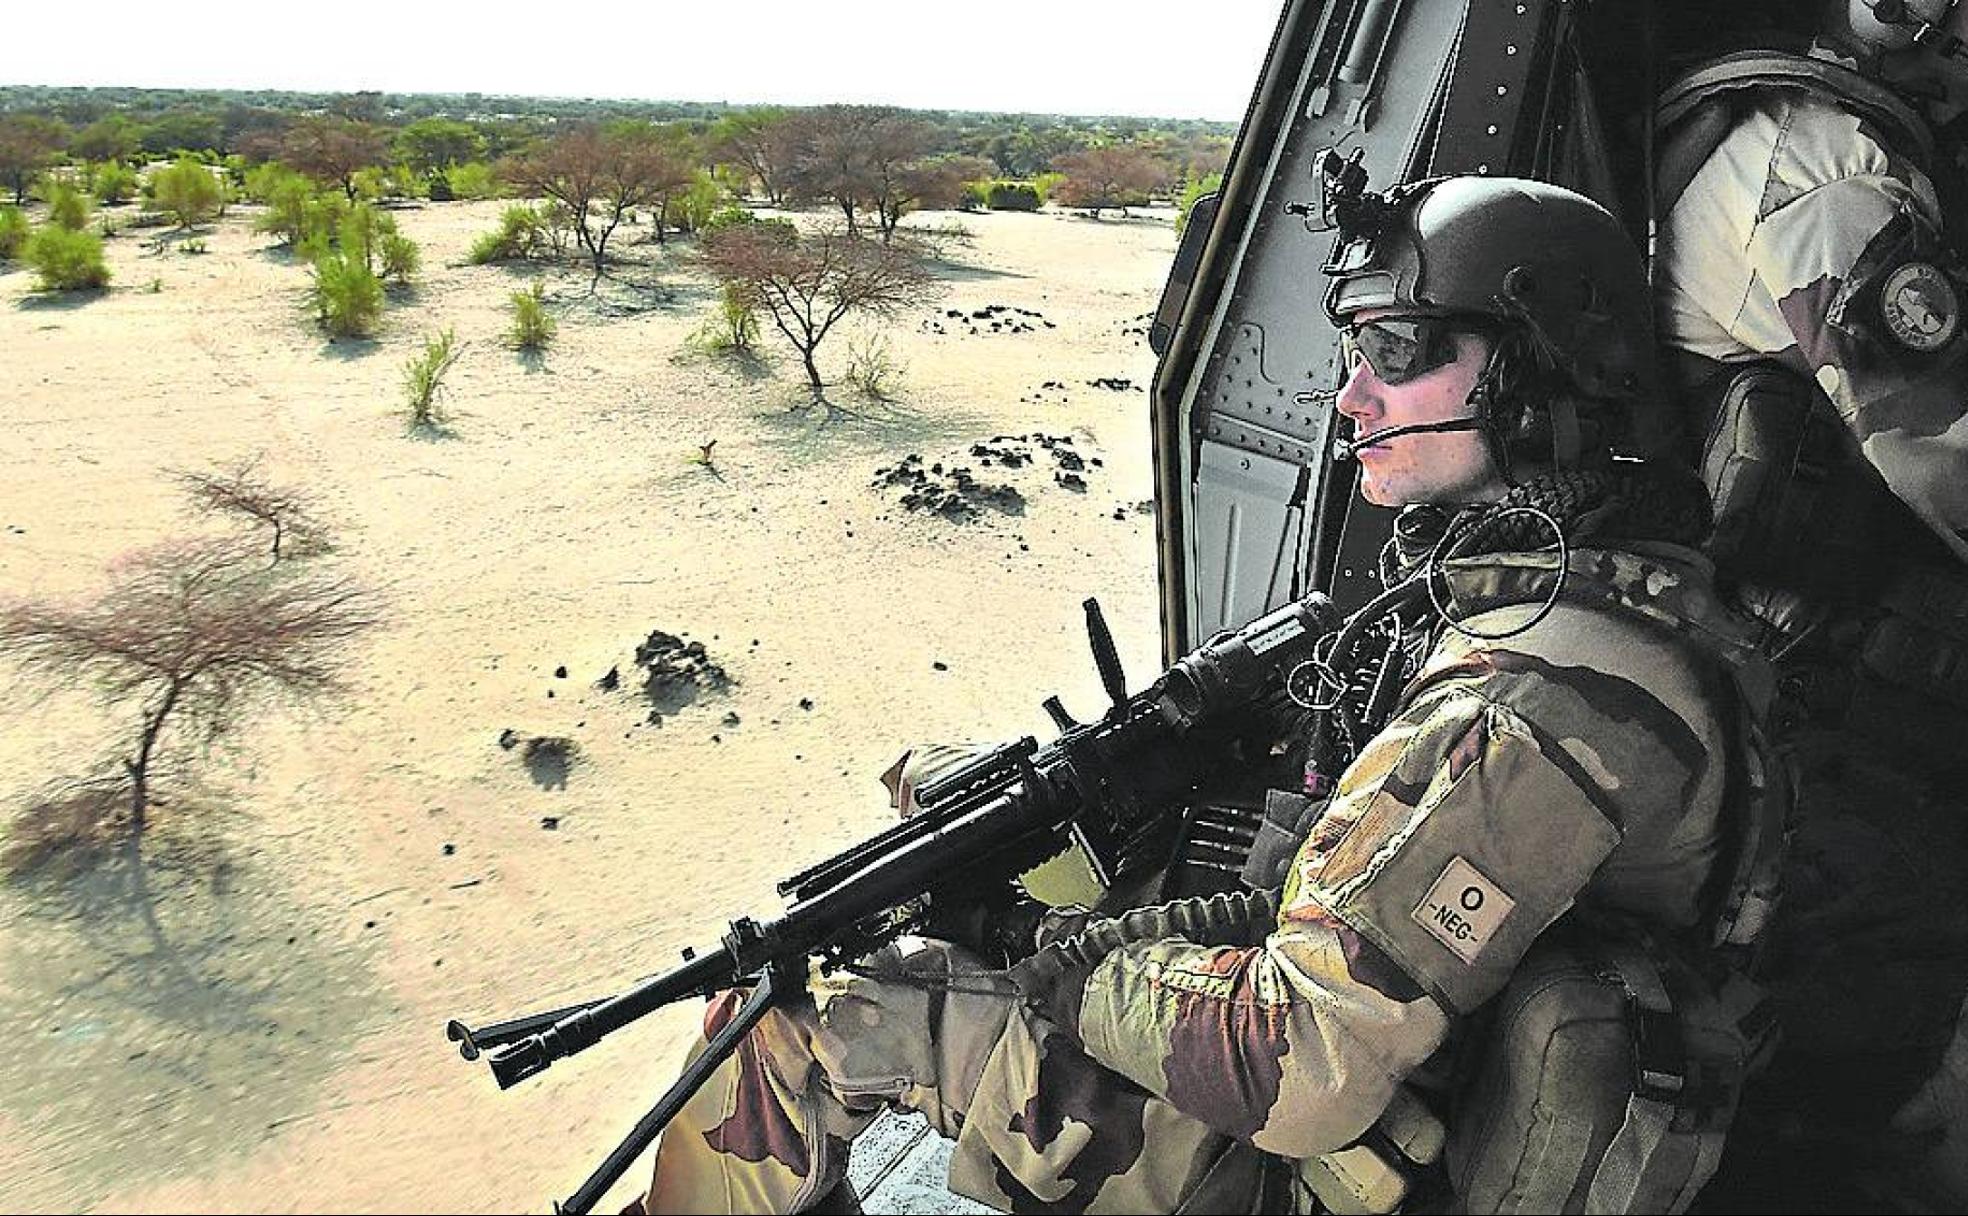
[1071,544,1765,1160]
[1656,78,1968,566]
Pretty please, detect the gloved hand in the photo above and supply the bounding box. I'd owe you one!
[921,892,1060,967]
[1009,889,1281,1039]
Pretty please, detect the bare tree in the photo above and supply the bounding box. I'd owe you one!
[1053,146,1169,218]
[702,224,938,408]
[505,122,692,285]
[782,106,883,235]
[0,540,376,863]
[172,457,330,563]
[281,116,391,201]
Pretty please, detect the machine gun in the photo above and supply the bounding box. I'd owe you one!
[445,589,1340,1213]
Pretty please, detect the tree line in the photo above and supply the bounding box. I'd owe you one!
[0,85,1232,188]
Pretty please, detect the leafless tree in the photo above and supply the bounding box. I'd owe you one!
[172,457,331,564]
[0,539,377,863]
[504,122,692,285]
[280,116,391,201]
[781,105,883,235]
[1053,146,1169,218]
[702,223,938,409]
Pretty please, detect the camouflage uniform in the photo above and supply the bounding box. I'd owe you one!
[634,542,1762,1214]
[1655,60,1968,1205]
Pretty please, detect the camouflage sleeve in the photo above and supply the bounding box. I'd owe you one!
[1744,174,1968,563]
[1074,686,1620,1160]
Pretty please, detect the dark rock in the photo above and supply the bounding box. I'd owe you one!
[540,816,559,831]
[933,660,948,671]
[723,711,742,726]
[596,665,620,691]
[442,843,456,856]
[1056,472,1087,492]
[554,665,568,679]
[799,697,814,710]
[498,728,520,750]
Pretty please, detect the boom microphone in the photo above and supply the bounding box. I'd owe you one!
[1332,418,1487,461]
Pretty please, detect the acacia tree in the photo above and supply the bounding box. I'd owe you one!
[710,109,799,206]
[281,116,390,201]
[702,223,938,406]
[173,458,330,562]
[1053,146,1168,217]
[0,539,376,863]
[0,114,68,206]
[396,117,485,178]
[782,105,885,235]
[505,123,691,284]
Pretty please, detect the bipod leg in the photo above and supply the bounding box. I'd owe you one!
[553,960,797,1215]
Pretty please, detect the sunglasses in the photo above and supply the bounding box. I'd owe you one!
[1341,316,1487,385]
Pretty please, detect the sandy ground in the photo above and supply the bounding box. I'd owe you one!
[0,198,1177,1213]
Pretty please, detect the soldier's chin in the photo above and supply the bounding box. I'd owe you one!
[1357,473,1402,508]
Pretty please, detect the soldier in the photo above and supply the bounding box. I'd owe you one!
[632,176,1779,1214]
[1652,1,1968,1205]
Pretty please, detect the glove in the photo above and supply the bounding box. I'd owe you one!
[1009,889,1280,1039]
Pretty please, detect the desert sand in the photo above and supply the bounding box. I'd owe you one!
[0,198,1177,1212]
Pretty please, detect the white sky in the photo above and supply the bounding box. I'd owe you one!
[6,1,1285,122]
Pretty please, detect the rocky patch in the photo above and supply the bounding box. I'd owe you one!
[920,303,1055,337]
[633,630,732,723]
[872,434,1103,523]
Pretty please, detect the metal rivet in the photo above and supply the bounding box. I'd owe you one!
[1477,164,1491,174]
[1486,124,1499,136]
[1507,44,1519,54]
[1496,85,1509,96]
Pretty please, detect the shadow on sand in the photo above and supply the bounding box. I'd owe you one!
[0,782,379,1209]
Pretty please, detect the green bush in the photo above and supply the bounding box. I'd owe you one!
[701,205,756,235]
[151,157,225,229]
[1176,173,1223,237]
[690,282,761,354]
[0,206,27,259]
[337,204,388,271]
[986,181,1041,212]
[402,328,463,429]
[24,225,112,290]
[671,171,728,235]
[1032,172,1067,206]
[446,161,500,201]
[91,161,140,205]
[507,280,556,350]
[958,181,991,212]
[309,250,383,337]
[245,162,303,204]
[469,203,549,264]
[379,231,420,284]
[426,171,455,203]
[42,179,93,231]
[252,167,342,249]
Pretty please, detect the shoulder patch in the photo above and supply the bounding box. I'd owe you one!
[1879,262,1959,352]
[1412,855,1515,964]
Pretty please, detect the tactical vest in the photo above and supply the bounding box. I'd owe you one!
[1237,551,1791,1215]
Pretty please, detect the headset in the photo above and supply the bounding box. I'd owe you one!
[1850,0,1968,60]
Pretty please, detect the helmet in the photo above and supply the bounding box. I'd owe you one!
[1321,173,1669,474]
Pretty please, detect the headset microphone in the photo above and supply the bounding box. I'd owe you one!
[1332,418,1488,461]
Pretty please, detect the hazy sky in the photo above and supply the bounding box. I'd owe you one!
[7,1,1285,121]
